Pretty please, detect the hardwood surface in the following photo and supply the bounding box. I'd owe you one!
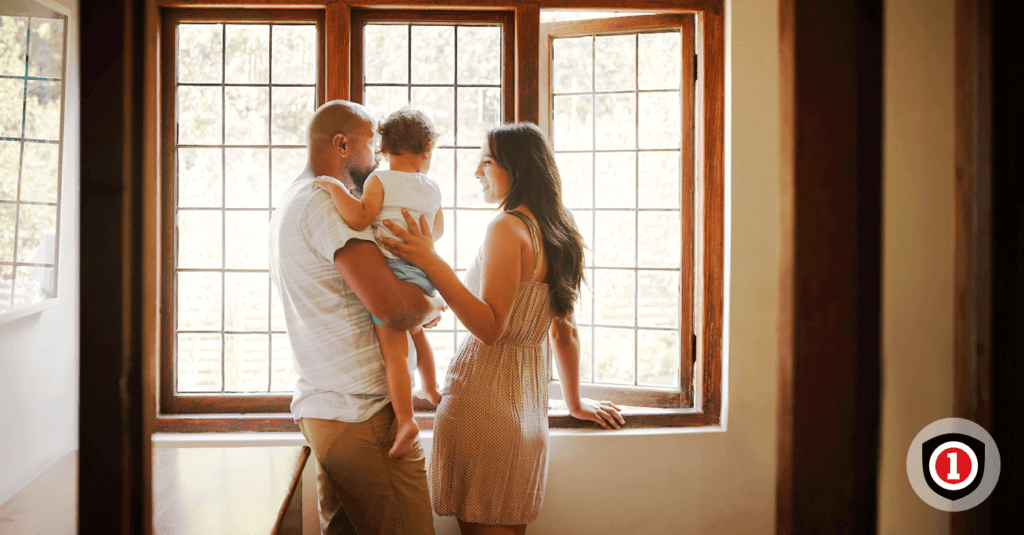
[0,452,77,535]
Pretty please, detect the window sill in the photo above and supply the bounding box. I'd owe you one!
[0,298,59,327]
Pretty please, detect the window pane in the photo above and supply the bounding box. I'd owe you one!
[575,268,594,325]
[20,141,59,203]
[14,203,56,264]
[455,209,490,269]
[271,86,315,146]
[363,85,408,126]
[455,148,485,208]
[225,210,269,269]
[638,92,680,149]
[594,152,635,209]
[555,152,592,210]
[552,36,591,93]
[177,210,222,269]
[271,333,298,392]
[178,86,222,145]
[410,86,455,147]
[364,25,408,84]
[177,333,222,392]
[552,95,592,151]
[24,80,61,140]
[177,271,222,331]
[13,265,53,305]
[411,26,454,85]
[594,327,634,384]
[456,87,500,147]
[424,330,455,383]
[594,210,634,267]
[271,25,317,85]
[178,148,222,208]
[1,140,21,200]
[28,18,64,79]
[594,268,634,327]
[429,148,454,206]
[638,151,680,209]
[638,329,678,387]
[595,34,635,92]
[0,265,12,311]
[225,86,269,145]
[225,25,269,84]
[594,93,635,150]
[638,211,680,268]
[435,208,454,266]
[0,79,23,137]
[225,271,269,331]
[638,32,681,90]
[271,148,305,208]
[456,26,500,85]
[573,209,593,268]
[638,270,679,328]
[0,17,28,77]
[577,325,594,382]
[178,24,223,84]
[0,204,14,262]
[225,334,269,392]
[225,148,269,208]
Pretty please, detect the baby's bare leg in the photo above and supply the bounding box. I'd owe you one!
[374,323,419,459]
[410,327,441,404]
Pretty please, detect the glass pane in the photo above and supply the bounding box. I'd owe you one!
[434,208,454,266]
[0,78,23,137]
[555,152,591,210]
[595,34,635,92]
[177,271,221,331]
[638,211,680,268]
[20,141,59,203]
[225,333,269,392]
[423,329,454,376]
[13,265,53,305]
[638,32,681,90]
[0,17,28,77]
[225,25,269,84]
[178,148,222,208]
[225,148,269,208]
[28,18,64,79]
[638,92,680,149]
[638,270,679,328]
[0,265,12,311]
[225,210,269,269]
[429,148,454,206]
[23,80,61,140]
[575,268,594,325]
[594,268,634,327]
[594,327,634,384]
[271,25,317,84]
[551,36,592,93]
[552,95,592,151]
[1,140,21,200]
[456,26,500,85]
[455,148,485,208]
[364,25,408,84]
[455,209,490,269]
[271,86,314,146]
[362,86,408,126]
[178,86,222,145]
[594,210,634,267]
[410,86,454,147]
[0,204,14,262]
[271,148,304,208]
[225,271,269,331]
[456,87,500,147]
[595,93,635,150]
[270,278,286,331]
[594,152,635,209]
[177,209,222,269]
[178,24,223,84]
[577,325,593,382]
[638,151,680,209]
[638,329,679,387]
[15,203,56,264]
[271,333,298,392]
[411,26,454,85]
[572,209,593,268]
[225,86,269,145]
[177,333,222,392]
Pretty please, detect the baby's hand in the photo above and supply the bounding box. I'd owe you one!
[311,176,341,194]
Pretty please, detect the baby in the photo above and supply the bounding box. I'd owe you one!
[313,108,444,459]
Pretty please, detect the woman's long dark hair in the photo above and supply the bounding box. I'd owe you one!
[487,122,585,319]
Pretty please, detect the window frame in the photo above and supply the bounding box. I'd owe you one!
[153,0,723,433]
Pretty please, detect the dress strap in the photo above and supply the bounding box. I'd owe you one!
[506,210,542,281]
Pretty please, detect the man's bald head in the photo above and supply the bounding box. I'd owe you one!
[307,100,375,153]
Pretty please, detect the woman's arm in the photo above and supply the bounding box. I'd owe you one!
[551,315,625,429]
[380,210,524,345]
[312,175,384,231]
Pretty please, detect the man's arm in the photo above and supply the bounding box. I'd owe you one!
[333,239,441,331]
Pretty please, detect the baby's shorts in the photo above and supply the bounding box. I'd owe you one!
[371,257,437,326]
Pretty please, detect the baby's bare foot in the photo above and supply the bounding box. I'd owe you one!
[389,420,419,459]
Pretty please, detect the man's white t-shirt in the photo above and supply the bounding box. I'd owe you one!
[268,176,415,422]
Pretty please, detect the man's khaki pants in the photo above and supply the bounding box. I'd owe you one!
[298,405,434,535]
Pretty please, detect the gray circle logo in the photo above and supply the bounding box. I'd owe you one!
[906,418,1000,511]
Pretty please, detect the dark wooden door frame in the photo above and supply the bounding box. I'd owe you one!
[776,0,883,533]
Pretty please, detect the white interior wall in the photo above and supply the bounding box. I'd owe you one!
[0,0,79,506]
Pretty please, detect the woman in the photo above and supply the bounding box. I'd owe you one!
[379,122,625,535]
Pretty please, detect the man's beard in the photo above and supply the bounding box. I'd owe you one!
[348,160,379,193]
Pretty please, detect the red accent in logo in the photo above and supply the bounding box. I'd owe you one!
[934,447,973,485]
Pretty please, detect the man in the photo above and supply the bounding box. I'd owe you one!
[269,100,442,535]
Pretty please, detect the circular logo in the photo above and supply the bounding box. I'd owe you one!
[907,418,1000,511]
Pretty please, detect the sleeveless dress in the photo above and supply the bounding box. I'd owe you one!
[429,211,554,525]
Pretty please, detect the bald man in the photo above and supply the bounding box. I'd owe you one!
[269,100,441,535]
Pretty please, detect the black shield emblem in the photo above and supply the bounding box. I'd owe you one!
[922,433,985,501]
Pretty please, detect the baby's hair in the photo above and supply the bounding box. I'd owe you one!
[378,108,440,157]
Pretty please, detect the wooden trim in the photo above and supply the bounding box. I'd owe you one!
[549,381,682,408]
[541,13,692,37]
[515,3,539,123]
[164,7,325,21]
[155,0,722,12]
[326,1,350,99]
[165,394,292,414]
[776,0,882,533]
[679,14,696,405]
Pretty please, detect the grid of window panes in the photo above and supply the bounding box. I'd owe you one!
[0,15,64,312]
[549,30,683,388]
[173,22,317,393]
[360,23,504,384]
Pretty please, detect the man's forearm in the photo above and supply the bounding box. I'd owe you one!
[333,239,438,330]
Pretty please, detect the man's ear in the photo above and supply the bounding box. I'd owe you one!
[332,133,348,156]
